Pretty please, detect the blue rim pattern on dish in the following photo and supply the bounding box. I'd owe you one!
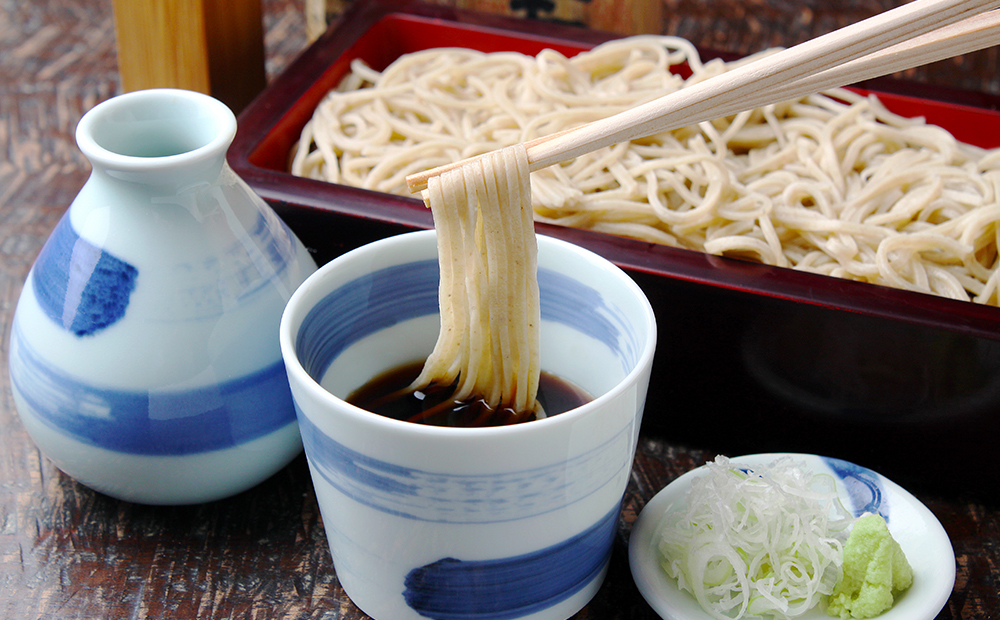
[296,259,640,383]
[9,325,297,455]
[298,410,633,523]
[821,455,888,520]
[402,504,619,620]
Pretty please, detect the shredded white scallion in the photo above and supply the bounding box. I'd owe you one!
[657,456,854,619]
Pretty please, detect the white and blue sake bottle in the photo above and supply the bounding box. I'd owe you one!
[8,89,317,505]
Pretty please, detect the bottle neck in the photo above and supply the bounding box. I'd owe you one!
[76,89,237,191]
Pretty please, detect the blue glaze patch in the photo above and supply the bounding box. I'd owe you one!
[822,456,888,520]
[297,260,639,382]
[403,505,618,620]
[297,411,633,524]
[9,326,296,455]
[32,216,137,336]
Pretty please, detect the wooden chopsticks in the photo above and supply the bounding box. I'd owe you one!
[406,0,1000,194]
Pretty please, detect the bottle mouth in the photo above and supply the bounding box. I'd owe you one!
[76,89,237,166]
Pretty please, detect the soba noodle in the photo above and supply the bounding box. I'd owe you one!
[291,36,1000,306]
[411,143,542,418]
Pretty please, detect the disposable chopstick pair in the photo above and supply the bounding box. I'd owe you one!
[406,0,1000,194]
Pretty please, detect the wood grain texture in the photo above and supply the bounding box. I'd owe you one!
[112,0,266,112]
[113,0,213,94]
[1,1,998,619]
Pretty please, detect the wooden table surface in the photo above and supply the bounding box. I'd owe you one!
[2,1,998,618]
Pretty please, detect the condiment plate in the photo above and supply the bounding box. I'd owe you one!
[628,453,955,620]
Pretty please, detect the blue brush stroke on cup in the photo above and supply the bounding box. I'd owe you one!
[292,256,640,523]
[297,261,441,379]
[10,327,296,455]
[402,505,618,620]
[296,259,638,383]
[822,456,887,520]
[297,410,632,524]
[33,216,138,336]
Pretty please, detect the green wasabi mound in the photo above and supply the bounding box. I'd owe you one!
[827,513,913,619]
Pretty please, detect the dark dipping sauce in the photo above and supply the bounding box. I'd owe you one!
[347,360,592,427]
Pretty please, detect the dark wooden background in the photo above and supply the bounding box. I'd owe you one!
[2,0,998,618]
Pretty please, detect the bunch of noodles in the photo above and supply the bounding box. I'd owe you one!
[410,144,542,420]
[291,36,1000,305]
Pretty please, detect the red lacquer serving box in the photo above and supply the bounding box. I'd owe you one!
[230,0,1000,498]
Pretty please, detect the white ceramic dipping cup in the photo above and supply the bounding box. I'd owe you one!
[280,230,656,620]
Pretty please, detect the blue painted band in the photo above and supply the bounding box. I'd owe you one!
[297,409,632,524]
[402,505,618,620]
[10,327,297,455]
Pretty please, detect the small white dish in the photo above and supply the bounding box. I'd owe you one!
[629,453,955,620]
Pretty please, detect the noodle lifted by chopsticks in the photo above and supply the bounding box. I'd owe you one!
[410,143,543,419]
